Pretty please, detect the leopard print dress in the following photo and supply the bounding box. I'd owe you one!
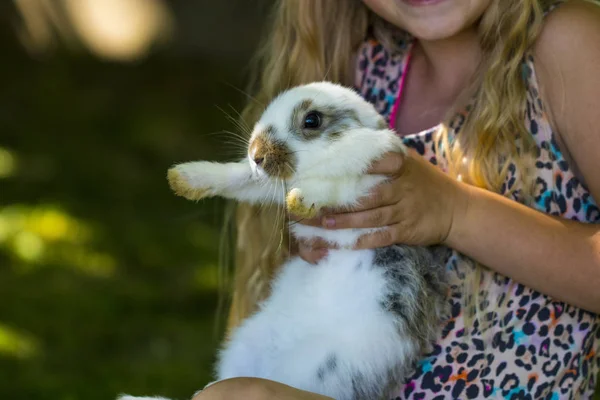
[354,4,600,400]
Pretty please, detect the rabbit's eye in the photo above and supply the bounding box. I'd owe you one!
[303,112,322,129]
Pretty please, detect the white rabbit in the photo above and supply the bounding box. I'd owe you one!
[118,82,450,400]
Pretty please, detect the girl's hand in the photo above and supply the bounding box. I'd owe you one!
[292,149,469,264]
[193,377,334,400]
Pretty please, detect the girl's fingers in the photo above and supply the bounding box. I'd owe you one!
[297,238,336,264]
[353,181,398,210]
[298,245,328,265]
[367,152,405,175]
[321,205,398,229]
[322,180,398,215]
[353,226,399,249]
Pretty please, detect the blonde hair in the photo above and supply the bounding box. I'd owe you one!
[223,0,553,335]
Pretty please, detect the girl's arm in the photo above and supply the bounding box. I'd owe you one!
[445,183,600,314]
[193,377,333,400]
[446,0,600,313]
[446,1,600,313]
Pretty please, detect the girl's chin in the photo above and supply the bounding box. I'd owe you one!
[400,0,448,7]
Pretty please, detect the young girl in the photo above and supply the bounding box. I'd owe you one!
[198,0,600,398]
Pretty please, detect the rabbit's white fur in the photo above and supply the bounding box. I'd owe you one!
[215,249,420,395]
[118,82,448,400]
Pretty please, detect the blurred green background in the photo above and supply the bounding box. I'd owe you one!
[0,1,597,400]
[0,1,269,399]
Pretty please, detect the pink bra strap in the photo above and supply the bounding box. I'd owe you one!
[388,43,414,130]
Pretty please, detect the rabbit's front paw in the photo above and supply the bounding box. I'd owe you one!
[167,167,210,200]
[286,188,317,219]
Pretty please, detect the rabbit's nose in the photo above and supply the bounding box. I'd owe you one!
[253,156,264,166]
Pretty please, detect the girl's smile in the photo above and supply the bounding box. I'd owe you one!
[363,0,491,40]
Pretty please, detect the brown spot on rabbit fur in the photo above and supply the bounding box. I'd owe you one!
[249,126,295,179]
